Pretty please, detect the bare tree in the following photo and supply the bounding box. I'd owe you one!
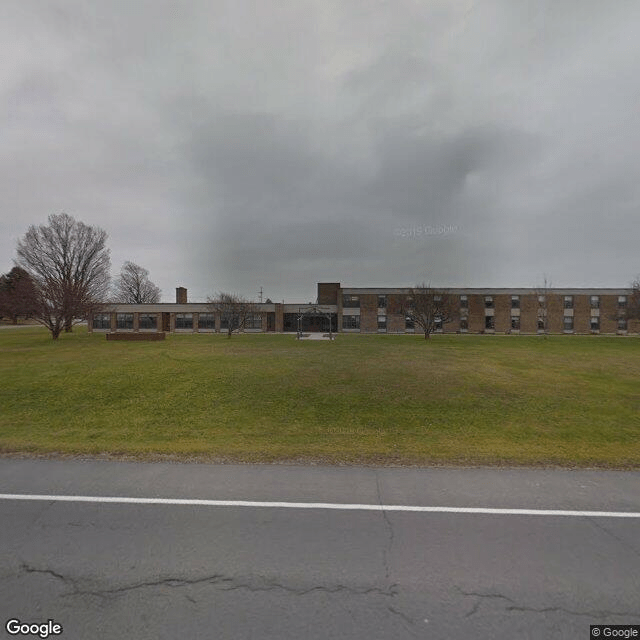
[207,292,258,338]
[401,283,456,340]
[0,267,39,324]
[113,261,161,303]
[15,213,110,339]
[534,275,552,338]
[629,276,640,323]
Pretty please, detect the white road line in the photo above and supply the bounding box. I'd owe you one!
[0,494,639,518]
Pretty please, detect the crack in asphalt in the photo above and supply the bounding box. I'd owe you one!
[20,562,399,601]
[387,605,419,637]
[505,604,640,619]
[456,587,640,620]
[588,518,640,560]
[375,471,394,583]
[220,582,399,597]
[456,588,516,618]
[21,563,81,594]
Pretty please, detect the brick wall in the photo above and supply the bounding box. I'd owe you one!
[519,294,537,333]
[317,283,340,305]
[600,295,621,333]
[467,295,486,333]
[494,294,511,333]
[359,294,378,333]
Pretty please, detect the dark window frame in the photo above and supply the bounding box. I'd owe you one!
[116,313,133,330]
[138,314,157,330]
[175,313,193,330]
[342,314,360,330]
[92,313,111,330]
[245,314,262,330]
[198,313,216,329]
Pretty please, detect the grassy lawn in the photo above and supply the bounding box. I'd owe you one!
[1,327,639,467]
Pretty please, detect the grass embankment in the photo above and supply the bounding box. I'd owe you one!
[0,327,638,467]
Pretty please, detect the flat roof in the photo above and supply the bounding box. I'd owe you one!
[341,287,632,295]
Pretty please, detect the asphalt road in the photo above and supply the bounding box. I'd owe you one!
[1,458,639,639]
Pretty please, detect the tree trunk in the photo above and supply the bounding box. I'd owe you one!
[424,331,430,340]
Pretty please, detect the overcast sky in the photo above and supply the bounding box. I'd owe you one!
[1,1,639,302]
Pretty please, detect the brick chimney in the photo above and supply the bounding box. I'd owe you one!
[176,287,187,303]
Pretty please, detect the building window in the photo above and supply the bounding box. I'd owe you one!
[405,316,414,331]
[537,318,545,331]
[590,296,600,309]
[460,295,468,308]
[139,314,157,330]
[590,317,600,331]
[511,316,520,330]
[377,315,387,331]
[342,295,360,308]
[564,296,573,309]
[434,317,443,332]
[511,296,520,309]
[460,318,468,332]
[485,315,495,330]
[245,314,262,330]
[377,295,387,309]
[563,316,574,331]
[92,313,111,329]
[342,315,360,330]
[484,296,494,309]
[618,296,627,308]
[618,318,628,330]
[116,313,133,330]
[175,313,193,329]
[199,313,215,329]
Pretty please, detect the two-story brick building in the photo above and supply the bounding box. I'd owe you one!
[88,283,638,335]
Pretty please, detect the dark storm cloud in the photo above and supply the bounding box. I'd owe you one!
[1,1,639,301]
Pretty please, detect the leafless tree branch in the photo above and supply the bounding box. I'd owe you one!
[113,261,161,303]
[401,283,456,340]
[15,213,110,339]
[207,292,258,338]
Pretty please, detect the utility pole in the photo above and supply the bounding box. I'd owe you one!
[258,286,263,303]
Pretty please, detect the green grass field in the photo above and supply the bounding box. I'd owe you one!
[1,327,639,467]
